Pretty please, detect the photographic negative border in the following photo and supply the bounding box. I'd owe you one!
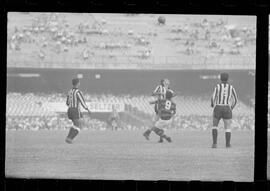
[2,0,269,190]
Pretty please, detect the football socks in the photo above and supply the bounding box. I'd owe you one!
[225,129,231,147]
[212,127,218,145]
[66,126,79,142]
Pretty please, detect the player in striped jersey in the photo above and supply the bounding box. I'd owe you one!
[211,72,238,148]
[65,78,91,144]
[143,79,175,142]
[152,78,170,114]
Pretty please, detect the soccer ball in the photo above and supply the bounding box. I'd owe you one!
[158,16,166,25]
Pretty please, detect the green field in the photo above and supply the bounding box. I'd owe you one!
[5,129,254,181]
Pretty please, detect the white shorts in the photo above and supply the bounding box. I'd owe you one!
[155,118,173,129]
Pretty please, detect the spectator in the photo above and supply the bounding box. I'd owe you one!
[108,105,121,130]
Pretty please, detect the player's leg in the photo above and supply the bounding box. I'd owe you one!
[159,120,172,143]
[143,114,159,140]
[152,128,172,143]
[143,129,151,140]
[152,119,164,143]
[65,109,81,144]
[150,120,163,143]
[223,119,232,147]
[223,106,233,148]
[65,119,81,143]
[212,117,220,148]
[212,106,221,148]
[152,120,172,143]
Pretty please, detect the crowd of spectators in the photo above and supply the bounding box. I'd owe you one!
[6,116,108,131]
[6,114,254,131]
[6,91,255,131]
[170,18,256,57]
[8,13,94,61]
[7,13,147,63]
[172,115,254,130]
[7,13,255,68]
[7,92,254,117]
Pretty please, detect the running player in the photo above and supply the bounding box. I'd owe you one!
[211,72,238,148]
[65,78,91,144]
[143,89,176,143]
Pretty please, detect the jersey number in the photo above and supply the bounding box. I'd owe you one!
[165,100,171,110]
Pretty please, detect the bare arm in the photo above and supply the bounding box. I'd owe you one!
[231,87,238,110]
[77,91,91,116]
[149,100,158,105]
[211,85,217,107]
[66,93,69,106]
[152,85,162,96]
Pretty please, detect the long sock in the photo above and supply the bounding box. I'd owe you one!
[152,127,168,139]
[158,133,163,142]
[144,129,152,136]
[66,126,80,140]
[152,127,162,135]
[225,129,231,146]
[212,127,218,144]
[156,129,171,142]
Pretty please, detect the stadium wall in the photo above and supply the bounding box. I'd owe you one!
[7,68,255,100]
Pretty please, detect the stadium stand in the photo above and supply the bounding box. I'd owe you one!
[7,13,256,69]
[6,92,253,117]
[6,92,254,131]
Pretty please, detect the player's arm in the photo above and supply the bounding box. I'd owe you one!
[171,103,176,115]
[152,85,162,96]
[168,87,177,98]
[150,85,162,104]
[170,108,176,115]
[77,91,91,114]
[66,92,69,106]
[149,100,158,105]
[211,85,217,108]
[231,87,238,110]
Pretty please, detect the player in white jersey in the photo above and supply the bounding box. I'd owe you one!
[211,72,238,148]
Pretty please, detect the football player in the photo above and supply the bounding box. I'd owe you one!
[143,89,176,143]
[211,72,238,148]
[142,79,169,139]
[65,78,91,144]
[152,79,176,117]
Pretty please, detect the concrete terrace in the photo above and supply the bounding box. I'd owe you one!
[7,13,256,69]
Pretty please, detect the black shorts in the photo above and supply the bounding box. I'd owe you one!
[213,105,232,120]
[159,110,173,120]
[67,107,82,120]
[160,115,172,121]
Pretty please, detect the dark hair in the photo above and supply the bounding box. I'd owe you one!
[220,72,229,82]
[160,79,164,85]
[72,78,80,86]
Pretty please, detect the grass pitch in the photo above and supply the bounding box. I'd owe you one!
[5,129,254,181]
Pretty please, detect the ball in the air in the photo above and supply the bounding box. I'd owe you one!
[158,16,166,25]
